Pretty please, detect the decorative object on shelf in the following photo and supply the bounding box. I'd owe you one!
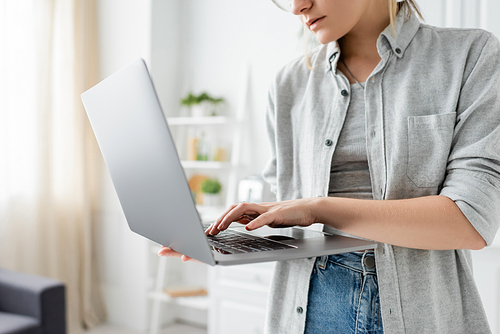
[185,129,228,163]
[201,177,222,206]
[180,91,224,117]
[188,174,208,205]
[212,137,227,162]
[197,131,209,161]
[187,128,199,161]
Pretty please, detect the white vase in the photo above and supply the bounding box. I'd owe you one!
[191,101,210,117]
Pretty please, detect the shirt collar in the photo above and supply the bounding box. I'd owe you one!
[324,10,421,73]
[324,41,340,73]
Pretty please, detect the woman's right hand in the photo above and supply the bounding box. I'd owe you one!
[158,246,201,263]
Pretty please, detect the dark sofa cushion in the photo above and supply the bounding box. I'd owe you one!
[0,269,66,334]
[0,312,42,334]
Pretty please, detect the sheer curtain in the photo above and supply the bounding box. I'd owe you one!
[0,0,106,332]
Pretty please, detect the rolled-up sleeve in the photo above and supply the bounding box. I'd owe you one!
[440,33,500,245]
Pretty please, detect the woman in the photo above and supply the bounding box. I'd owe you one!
[160,0,500,332]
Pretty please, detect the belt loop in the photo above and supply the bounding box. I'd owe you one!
[318,255,328,270]
[362,251,369,275]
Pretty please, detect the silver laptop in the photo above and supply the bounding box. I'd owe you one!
[81,59,376,266]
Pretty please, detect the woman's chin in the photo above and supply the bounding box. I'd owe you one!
[314,32,335,45]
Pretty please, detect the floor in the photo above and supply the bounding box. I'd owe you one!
[84,324,207,334]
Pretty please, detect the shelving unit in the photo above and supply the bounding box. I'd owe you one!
[166,114,242,212]
[148,108,244,334]
[149,252,210,334]
[146,64,270,334]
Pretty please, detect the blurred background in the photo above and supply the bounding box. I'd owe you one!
[1,0,500,333]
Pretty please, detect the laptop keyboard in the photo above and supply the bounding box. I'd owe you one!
[206,229,295,255]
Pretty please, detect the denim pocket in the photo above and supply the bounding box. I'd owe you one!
[407,112,456,188]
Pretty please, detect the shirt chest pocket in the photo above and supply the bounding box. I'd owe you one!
[407,112,456,188]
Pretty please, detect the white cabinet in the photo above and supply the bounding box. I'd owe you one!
[208,262,275,334]
[217,300,267,334]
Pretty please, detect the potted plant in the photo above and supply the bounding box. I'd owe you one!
[205,94,224,116]
[180,92,224,117]
[201,178,222,206]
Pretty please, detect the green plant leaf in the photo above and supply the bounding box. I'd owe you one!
[201,178,221,194]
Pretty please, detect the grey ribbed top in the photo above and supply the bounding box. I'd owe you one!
[328,83,373,200]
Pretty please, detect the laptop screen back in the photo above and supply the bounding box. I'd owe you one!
[81,59,215,265]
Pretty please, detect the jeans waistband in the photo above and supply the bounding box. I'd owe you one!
[317,250,376,275]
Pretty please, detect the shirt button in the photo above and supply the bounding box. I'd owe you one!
[296,306,303,314]
[395,47,402,54]
[325,139,333,146]
[341,89,349,97]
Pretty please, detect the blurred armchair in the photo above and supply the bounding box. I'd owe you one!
[0,268,66,334]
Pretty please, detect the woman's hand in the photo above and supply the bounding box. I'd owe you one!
[206,198,320,236]
[157,246,201,263]
[159,198,320,260]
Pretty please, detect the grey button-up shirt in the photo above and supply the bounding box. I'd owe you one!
[262,11,500,334]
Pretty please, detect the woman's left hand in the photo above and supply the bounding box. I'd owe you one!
[206,198,320,236]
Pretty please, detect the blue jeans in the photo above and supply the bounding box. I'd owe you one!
[304,251,383,334]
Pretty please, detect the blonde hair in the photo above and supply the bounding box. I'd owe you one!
[305,0,424,69]
[390,0,423,34]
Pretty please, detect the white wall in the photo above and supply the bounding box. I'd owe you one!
[419,0,500,35]
[151,0,303,176]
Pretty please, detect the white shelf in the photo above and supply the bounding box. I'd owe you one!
[167,116,229,125]
[181,160,231,169]
[148,291,209,310]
